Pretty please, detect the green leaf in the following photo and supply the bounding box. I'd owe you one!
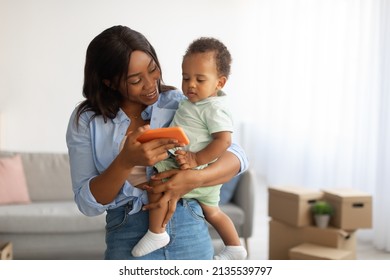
[311,200,334,215]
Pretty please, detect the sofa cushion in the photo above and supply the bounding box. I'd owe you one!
[0,152,74,201]
[0,201,106,233]
[220,174,241,205]
[0,155,31,205]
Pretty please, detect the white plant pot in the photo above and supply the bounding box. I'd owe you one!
[314,214,330,228]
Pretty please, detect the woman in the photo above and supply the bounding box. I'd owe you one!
[66,25,248,260]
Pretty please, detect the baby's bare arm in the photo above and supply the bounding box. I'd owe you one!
[176,131,232,169]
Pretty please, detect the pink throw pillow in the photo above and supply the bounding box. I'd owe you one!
[0,155,31,205]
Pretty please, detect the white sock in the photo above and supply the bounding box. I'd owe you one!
[131,230,170,257]
[214,245,247,260]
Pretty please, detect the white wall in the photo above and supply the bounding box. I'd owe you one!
[0,0,259,152]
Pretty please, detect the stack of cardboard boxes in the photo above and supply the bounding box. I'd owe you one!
[268,186,372,260]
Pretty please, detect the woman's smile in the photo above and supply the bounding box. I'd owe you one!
[143,87,158,101]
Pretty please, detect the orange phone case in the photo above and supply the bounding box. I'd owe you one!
[137,127,190,145]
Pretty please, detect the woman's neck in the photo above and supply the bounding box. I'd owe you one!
[121,102,146,120]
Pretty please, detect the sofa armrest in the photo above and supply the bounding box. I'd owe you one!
[231,168,255,238]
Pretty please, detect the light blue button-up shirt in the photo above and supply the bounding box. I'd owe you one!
[66,89,248,217]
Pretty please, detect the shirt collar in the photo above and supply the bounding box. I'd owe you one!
[112,109,128,124]
[113,106,153,124]
[195,90,227,105]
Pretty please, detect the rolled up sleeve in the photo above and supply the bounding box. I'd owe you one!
[227,142,249,175]
[66,110,113,216]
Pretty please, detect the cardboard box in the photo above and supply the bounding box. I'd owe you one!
[268,219,356,260]
[268,186,323,227]
[289,243,355,260]
[0,242,13,260]
[323,188,372,230]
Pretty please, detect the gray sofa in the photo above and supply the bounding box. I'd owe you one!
[0,151,106,259]
[0,151,254,259]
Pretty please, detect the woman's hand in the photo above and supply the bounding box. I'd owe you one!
[142,149,241,226]
[90,125,183,205]
[142,169,203,225]
[119,125,184,168]
[133,182,153,192]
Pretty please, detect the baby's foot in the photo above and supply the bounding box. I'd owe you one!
[214,245,247,260]
[131,230,170,257]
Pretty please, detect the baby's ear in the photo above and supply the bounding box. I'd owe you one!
[217,76,227,90]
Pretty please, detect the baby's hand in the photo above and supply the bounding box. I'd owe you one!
[174,150,198,170]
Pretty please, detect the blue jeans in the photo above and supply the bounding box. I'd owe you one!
[104,198,214,260]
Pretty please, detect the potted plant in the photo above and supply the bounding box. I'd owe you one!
[311,200,334,228]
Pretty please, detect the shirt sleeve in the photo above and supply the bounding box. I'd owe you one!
[205,97,248,174]
[66,109,116,216]
[204,100,234,134]
[227,142,249,175]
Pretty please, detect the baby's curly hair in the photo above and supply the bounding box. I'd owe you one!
[184,37,232,78]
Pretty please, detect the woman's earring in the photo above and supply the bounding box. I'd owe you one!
[102,79,112,88]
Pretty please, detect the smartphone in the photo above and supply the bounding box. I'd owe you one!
[137,127,190,145]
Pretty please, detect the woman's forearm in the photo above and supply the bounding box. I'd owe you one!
[197,151,241,187]
[90,153,134,204]
[151,150,242,193]
[144,151,241,216]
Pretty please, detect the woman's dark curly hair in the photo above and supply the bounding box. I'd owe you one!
[184,37,232,78]
[76,25,174,123]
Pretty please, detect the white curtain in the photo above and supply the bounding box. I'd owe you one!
[235,0,389,251]
[374,0,390,252]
